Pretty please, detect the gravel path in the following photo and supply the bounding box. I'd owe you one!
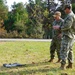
[0,39,52,42]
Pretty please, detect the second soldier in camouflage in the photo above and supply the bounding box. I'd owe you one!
[48,11,64,63]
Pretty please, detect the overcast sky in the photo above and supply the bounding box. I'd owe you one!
[6,0,59,11]
[6,0,28,11]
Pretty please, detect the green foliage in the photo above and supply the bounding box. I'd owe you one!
[3,0,53,38]
[2,0,75,38]
[0,0,8,38]
[0,0,8,20]
[0,29,7,38]
[14,21,24,33]
[26,1,44,38]
[4,2,28,34]
[72,3,75,13]
[0,30,28,38]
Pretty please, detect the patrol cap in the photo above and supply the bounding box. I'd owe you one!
[64,4,72,10]
[53,11,61,17]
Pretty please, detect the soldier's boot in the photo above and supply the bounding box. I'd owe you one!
[48,58,54,62]
[56,59,61,63]
[66,63,72,69]
[60,64,66,70]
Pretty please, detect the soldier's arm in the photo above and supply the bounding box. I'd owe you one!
[61,16,73,31]
[52,22,55,38]
[53,19,64,30]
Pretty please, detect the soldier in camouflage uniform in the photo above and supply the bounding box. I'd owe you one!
[60,5,75,70]
[48,11,64,63]
[54,5,75,70]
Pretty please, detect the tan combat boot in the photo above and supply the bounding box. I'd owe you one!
[60,64,66,70]
[66,63,72,69]
[48,58,54,62]
[56,59,61,63]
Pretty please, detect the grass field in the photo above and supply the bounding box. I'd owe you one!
[0,41,75,75]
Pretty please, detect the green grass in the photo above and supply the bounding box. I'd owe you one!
[0,41,75,75]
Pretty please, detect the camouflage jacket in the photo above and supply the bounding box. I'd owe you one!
[61,11,75,39]
[52,18,64,38]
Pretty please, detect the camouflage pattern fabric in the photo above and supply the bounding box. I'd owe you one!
[50,37,61,59]
[50,19,63,59]
[60,36,74,65]
[60,11,75,65]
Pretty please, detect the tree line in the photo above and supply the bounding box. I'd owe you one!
[0,0,75,38]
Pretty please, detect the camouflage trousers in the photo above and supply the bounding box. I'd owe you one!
[50,37,61,59]
[60,36,74,65]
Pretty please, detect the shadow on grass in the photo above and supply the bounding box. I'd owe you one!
[0,68,58,75]
[0,62,60,75]
[25,61,51,67]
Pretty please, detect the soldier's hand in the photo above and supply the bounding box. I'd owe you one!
[58,34,62,38]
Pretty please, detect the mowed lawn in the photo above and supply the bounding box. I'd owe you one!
[0,41,75,75]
